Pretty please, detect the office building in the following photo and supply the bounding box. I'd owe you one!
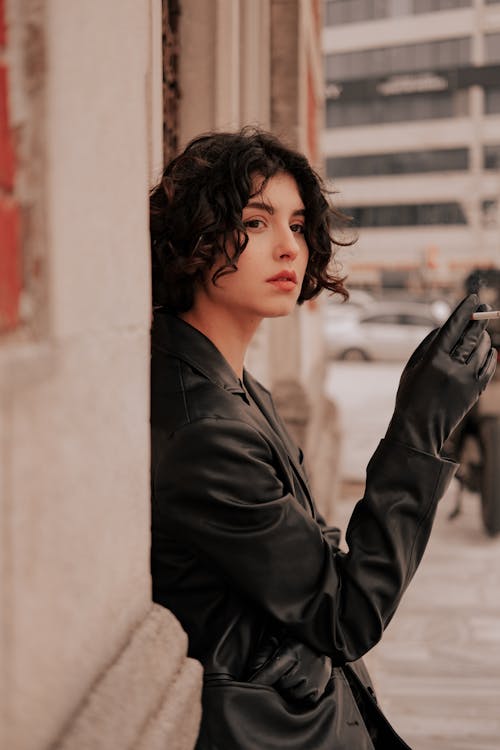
[322,0,500,290]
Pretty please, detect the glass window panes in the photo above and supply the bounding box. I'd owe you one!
[326,148,469,178]
[325,38,470,82]
[458,37,470,64]
[482,200,498,228]
[484,145,500,169]
[347,202,467,226]
[438,39,456,67]
[485,87,500,114]
[324,0,472,27]
[485,33,500,64]
[453,88,469,116]
[325,90,462,127]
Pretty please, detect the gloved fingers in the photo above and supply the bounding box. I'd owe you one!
[437,294,479,355]
[250,645,297,686]
[404,327,440,370]
[465,329,491,371]
[278,653,332,704]
[452,314,490,364]
[477,347,497,391]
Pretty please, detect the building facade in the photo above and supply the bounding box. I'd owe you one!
[322,0,500,291]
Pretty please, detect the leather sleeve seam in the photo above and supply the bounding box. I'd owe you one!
[404,461,443,587]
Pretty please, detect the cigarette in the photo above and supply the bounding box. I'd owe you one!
[471,310,500,320]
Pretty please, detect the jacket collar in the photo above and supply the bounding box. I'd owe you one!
[152,310,315,516]
[244,373,315,517]
[151,310,248,399]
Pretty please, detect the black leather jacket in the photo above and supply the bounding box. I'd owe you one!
[151,312,456,749]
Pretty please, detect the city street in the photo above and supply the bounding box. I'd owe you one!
[326,361,500,750]
[325,360,403,482]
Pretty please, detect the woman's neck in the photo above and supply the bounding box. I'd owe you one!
[179,300,261,379]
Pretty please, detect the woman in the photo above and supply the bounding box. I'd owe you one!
[150,129,495,749]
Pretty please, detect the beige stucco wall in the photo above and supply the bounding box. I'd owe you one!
[0,2,201,748]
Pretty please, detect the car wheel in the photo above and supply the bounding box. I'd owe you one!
[339,348,370,362]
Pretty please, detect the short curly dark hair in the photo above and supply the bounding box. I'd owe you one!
[150,127,352,312]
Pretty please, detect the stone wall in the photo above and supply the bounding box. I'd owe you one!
[0,2,201,748]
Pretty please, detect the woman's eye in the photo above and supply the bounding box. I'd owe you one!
[290,223,305,234]
[243,218,265,229]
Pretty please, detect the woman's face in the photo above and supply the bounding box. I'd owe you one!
[201,171,309,325]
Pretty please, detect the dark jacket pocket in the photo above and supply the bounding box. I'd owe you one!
[197,674,376,750]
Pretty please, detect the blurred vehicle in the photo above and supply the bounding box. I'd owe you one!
[325,289,376,319]
[453,268,500,536]
[324,301,444,362]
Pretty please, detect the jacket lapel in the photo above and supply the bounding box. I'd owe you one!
[152,312,316,517]
[244,373,316,518]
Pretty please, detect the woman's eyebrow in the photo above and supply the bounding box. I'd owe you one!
[244,201,305,217]
[244,200,274,213]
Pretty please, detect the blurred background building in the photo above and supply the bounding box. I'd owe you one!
[323,0,500,293]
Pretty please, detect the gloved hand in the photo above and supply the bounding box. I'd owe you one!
[385,294,497,457]
[249,636,332,705]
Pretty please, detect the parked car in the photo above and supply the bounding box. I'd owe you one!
[325,289,377,319]
[323,301,445,361]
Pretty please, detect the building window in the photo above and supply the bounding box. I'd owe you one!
[414,0,471,10]
[346,202,467,226]
[484,145,500,169]
[325,89,467,127]
[326,148,469,178]
[485,33,500,65]
[482,199,498,228]
[325,37,471,82]
[485,86,500,115]
[324,0,471,27]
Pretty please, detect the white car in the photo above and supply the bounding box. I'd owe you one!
[324,301,447,362]
[324,289,376,321]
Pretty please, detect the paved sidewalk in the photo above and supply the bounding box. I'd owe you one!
[335,481,500,750]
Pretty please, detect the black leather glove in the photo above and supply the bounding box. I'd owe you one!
[385,294,497,457]
[248,636,332,706]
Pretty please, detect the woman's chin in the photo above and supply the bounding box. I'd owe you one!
[261,300,298,318]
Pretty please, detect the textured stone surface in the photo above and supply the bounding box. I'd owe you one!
[0,4,171,748]
[54,605,202,750]
[46,0,151,339]
[306,390,342,525]
[4,330,151,750]
[136,646,203,750]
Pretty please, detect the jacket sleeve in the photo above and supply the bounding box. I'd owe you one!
[152,416,456,663]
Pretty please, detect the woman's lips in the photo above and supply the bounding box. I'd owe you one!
[266,271,298,292]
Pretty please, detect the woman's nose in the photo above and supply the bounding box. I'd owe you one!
[274,226,299,260]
